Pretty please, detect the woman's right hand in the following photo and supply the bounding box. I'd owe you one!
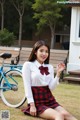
[30,103,37,116]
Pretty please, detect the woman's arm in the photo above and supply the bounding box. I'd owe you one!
[49,63,65,90]
[22,62,34,104]
[49,65,60,90]
[22,62,37,116]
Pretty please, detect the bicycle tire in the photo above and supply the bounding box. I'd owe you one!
[1,70,26,108]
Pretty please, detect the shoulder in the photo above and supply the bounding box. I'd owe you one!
[23,61,31,66]
[23,61,34,68]
[22,61,34,72]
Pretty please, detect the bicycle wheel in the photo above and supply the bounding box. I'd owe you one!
[1,70,26,108]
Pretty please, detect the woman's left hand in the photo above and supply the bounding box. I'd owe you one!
[56,63,65,77]
[57,63,65,72]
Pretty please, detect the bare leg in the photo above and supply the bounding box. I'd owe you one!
[54,106,78,120]
[38,108,64,120]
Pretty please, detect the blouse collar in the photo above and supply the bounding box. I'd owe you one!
[34,60,44,68]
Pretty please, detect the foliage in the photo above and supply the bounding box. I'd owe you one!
[0,0,34,40]
[32,0,62,32]
[0,0,71,41]
[0,28,16,46]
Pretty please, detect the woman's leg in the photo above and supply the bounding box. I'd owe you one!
[54,106,78,120]
[39,108,64,120]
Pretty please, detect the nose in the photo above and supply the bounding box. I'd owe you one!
[42,51,46,55]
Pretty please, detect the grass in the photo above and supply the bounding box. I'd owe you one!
[0,82,80,120]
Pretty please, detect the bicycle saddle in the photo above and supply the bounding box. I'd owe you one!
[0,53,12,59]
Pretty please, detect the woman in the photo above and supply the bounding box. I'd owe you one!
[22,40,77,120]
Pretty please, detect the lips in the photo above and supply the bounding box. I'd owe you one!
[41,56,47,59]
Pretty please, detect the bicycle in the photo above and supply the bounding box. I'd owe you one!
[0,52,26,108]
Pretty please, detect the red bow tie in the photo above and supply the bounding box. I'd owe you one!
[39,66,50,75]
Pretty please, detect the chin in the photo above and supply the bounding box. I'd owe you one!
[41,60,46,63]
[39,58,46,63]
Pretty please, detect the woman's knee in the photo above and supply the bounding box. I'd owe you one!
[61,110,71,118]
[55,112,64,120]
[61,111,77,120]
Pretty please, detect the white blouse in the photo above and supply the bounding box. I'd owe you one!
[22,60,59,104]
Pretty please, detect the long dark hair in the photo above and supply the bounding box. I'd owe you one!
[28,40,50,64]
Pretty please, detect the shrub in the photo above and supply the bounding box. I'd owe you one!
[0,28,16,46]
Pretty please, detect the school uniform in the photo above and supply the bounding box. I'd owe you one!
[22,60,60,115]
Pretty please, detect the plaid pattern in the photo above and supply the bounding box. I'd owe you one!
[22,86,60,115]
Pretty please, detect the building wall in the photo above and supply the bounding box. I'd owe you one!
[14,28,70,49]
[67,7,80,72]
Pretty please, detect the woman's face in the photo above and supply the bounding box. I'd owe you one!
[35,45,49,64]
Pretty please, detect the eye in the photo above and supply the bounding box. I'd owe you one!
[39,49,48,53]
[38,46,49,53]
[40,49,44,52]
[45,50,48,53]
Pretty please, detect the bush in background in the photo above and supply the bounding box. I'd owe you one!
[0,28,16,46]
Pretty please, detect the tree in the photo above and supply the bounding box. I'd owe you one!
[0,0,5,30]
[32,0,63,48]
[11,0,32,47]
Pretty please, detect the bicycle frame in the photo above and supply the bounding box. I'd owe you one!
[0,63,22,90]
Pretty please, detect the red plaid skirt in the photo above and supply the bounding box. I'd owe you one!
[22,86,60,115]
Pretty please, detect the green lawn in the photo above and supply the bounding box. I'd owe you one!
[0,83,80,120]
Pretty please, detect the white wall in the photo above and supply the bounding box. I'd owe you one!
[67,7,80,72]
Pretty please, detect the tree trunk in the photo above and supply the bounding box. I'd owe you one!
[50,26,55,49]
[1,2,4,30]
[18,15,22,47]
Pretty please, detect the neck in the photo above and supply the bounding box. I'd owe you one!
[36,60,44,65]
